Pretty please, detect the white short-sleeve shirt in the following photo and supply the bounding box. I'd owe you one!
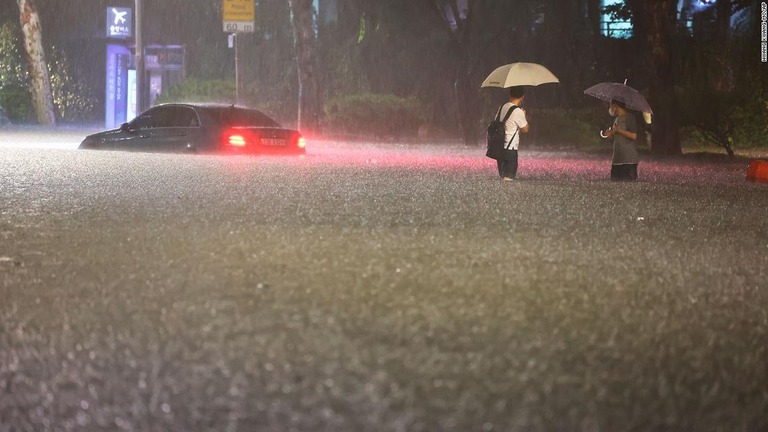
[500,102,528,150]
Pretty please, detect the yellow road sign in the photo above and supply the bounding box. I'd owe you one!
[222,0,254,22]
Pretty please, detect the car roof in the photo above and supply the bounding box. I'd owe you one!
[146,103,283,128]
[152,102,254,110]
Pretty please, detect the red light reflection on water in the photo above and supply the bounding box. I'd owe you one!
[304,143,614,181]
[306,142,749,184]
[221,140,751,185]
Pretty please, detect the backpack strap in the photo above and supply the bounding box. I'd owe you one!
[502,105,517,121]
[502,105,518,150]
[494,105,504,122]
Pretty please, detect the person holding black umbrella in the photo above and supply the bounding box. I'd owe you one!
[601,98,639,181]
[584,81,651,182]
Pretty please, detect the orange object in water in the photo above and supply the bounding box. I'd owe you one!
[746,160,768,183]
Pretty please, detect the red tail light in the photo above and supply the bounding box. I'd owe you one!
[228,134,247,147]
[223,128,251,149]
[297,136,306,149]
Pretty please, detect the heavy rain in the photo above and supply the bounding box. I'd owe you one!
[1,1,768,431]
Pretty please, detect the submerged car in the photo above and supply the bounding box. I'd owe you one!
[80,103,306,155]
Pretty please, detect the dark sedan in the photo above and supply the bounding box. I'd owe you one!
[79,103,306,155]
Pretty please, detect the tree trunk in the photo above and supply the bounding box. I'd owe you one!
[289,0,321,134]
[714,0,733,92]
[631,0,681,157]
[585,0,602,37]
[16,0,55,126]
[436,0,480,146]
[454,39,479,146]
[543,0,580,104]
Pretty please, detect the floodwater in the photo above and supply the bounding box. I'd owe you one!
[1,129,766,431]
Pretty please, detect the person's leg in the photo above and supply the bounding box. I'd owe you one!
[501,150,518,179]
[497,159,505,178]
[629,164,638,181]
[611,164,620,181]
[501,157,513,179]
[612,164,637,181]
[507,150,518,178]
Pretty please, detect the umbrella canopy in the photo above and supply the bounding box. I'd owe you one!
[480,63,560,88]
[584,82,653,114]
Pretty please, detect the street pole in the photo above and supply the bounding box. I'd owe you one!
[234,33,239,105]
[135,0,143,113]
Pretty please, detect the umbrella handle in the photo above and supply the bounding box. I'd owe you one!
[600,121,614,139]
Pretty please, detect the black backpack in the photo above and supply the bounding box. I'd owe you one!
[486,104,518,160]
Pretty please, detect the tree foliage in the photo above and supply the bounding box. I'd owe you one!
[0,22,33,122]
[324,93,425,140]
[47,46,98,123]
[0,0,764,153]
[0,20,97,124]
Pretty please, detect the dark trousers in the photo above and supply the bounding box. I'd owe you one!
[611,164,638,181]
[497,149,518,178]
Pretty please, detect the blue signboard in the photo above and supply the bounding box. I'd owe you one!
[105,44,131,128]
[107,7,132,39]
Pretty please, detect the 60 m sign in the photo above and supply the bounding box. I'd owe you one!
[224,21,254,33]
[222,0,255,33]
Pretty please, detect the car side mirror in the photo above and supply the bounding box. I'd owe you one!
[120,122,131,132]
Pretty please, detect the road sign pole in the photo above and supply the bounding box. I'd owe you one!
[234,33,239,105]
[222,0,255,106]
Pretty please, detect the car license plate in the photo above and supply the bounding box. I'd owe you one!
[261,138,286,146]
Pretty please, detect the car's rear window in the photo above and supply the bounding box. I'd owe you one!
[206,107,281,128]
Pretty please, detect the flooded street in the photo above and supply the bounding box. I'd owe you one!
[1,137,767,431]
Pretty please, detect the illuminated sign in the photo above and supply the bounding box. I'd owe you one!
[105,44,130,128]
[222,0,255,33]
[107,7,132,39]
[144,46,185,70]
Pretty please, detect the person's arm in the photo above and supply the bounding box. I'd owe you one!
[516,109,530,133]
[613,127,636,140]
[612,115,637,140]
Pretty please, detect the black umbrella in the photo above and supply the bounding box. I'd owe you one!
[584,80,653,114]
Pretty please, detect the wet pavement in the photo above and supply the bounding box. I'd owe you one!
[1,138,767,431]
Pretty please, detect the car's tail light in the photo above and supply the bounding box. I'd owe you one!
[297,136,306,149]
[223,129,252,149]
[228,134,247,147]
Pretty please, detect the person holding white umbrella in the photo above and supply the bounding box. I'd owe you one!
[482,63,559,180]
[495,86,529,180]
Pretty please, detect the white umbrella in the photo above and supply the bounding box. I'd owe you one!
[480,63,560,88]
